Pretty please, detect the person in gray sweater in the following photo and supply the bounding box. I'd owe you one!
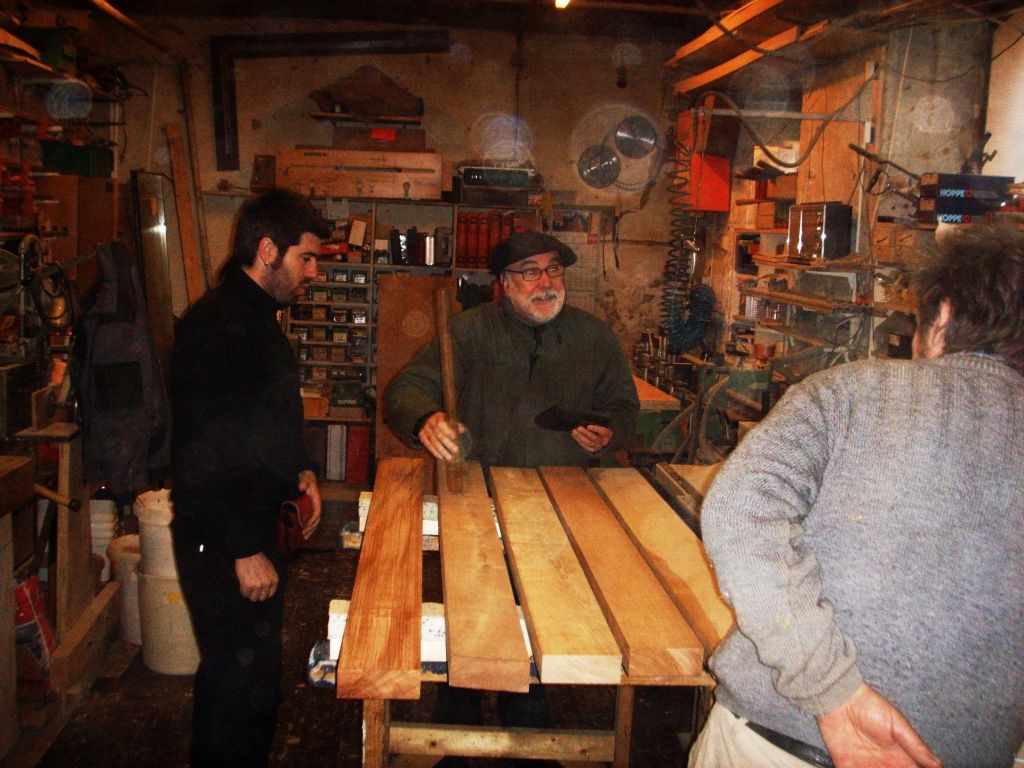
[691,218,1024,768]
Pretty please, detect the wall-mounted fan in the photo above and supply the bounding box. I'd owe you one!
[571,104,664,191]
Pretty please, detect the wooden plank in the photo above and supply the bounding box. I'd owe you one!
[276,148,443,200]
[0,519,16,760]
[48,581,120,691]
[674,20,830,95]
[389,722,614,762]
[374,273,457,483]
[489,467,621,685]
[363,699,390,768]
[0,455,33,518]
[590,468,734,654]
[55,435,90,644]
[164,122,208,306]
[439,461,531,693]
[632,375,680,412]
[797,53,873,205]
[613,685,635,768]
[539,467,703,678]
[337,457,425,700]
[665,0,787,68]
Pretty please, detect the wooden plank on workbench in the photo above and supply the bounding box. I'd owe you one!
[489,467,621,685]
[540,466,703,678]
[439,461,530,693]
[590,467,734,654]
[337,457,425,700]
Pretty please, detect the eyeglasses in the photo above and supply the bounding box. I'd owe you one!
[504,263,565,281]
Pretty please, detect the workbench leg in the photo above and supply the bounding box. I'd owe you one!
[55,436,89,645]
[613,685,635,768]
[363,699,391,768]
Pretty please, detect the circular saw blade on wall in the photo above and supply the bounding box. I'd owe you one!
[570,103,664,192]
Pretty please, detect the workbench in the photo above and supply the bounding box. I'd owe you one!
[336,457,734,766]
[0,454,35,760]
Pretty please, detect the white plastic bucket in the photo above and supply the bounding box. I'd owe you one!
[137,569,199,675]
[107,535,142,644]
[133,490,177,578]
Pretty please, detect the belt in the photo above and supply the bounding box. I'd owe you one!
[744,721,836,768]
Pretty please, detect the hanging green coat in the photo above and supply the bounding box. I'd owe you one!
[385,298,639,468]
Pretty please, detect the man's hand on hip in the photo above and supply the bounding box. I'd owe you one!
[235,552,279,602]
[571,424,612,454]
[817,682,943,768]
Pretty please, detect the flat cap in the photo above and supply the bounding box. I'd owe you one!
[489,231,578,276]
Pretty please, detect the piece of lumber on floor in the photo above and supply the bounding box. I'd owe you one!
[49,580,120,691]
[590,467,734,653]
[540,466,704,678]
[439,461,531,692]
[489,467,621,685]
[337,457,425,700]
[389,722,614,761]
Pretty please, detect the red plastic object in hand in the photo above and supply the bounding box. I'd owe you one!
[278,494,314,556]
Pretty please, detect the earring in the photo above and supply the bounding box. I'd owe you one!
[262,260,271,269]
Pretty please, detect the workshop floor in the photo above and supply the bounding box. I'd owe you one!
[19,501,697,768]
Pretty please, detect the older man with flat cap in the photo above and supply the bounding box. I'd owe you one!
[387,230,639,468]
[386,231,639,753]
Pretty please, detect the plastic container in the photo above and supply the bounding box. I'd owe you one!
[137,570,199,675]
[107,535,142,644]
[133,489,177,578]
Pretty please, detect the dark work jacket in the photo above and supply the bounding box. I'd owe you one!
[385,298,639,468]
[170,266,313,558]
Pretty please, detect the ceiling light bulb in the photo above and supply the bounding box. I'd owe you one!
[555,0,572,8]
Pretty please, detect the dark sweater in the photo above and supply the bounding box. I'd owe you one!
[170,266,313,558]
[385,298,638,468]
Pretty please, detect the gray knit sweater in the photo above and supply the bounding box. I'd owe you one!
[701,353,1024,768]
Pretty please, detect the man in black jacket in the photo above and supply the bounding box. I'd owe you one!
[170,189,329,767]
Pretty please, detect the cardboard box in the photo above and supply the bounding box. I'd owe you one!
[276,147,443,200]
[302,394,329,419]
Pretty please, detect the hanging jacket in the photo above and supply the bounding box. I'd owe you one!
[72,240,171,497]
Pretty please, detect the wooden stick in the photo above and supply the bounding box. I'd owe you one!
[34,483,79,512]
[435,288,463,492]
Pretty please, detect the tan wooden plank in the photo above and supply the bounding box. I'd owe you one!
[363,699,390,768]
[49,581,120,691]
[632,375,680,412]
[390,722,614,762]
[665,0,787,68]
[590,467,734,654]
[374,273,457,487]
[56,435,90,644]
[439,461,531,692]
[165,122,207,306]
[540,466,703,678]
[674,20,829,95]
[489,467,621,685]
[337,457,425,700]
[276,148,443,200]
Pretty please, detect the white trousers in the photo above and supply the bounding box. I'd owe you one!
[688,703,818,768]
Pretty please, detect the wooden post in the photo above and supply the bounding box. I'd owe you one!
[435,288,463,492]
[613,684,635,768]
[363,699,390,768]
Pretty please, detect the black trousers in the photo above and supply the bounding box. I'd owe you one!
[173,528,286,768]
